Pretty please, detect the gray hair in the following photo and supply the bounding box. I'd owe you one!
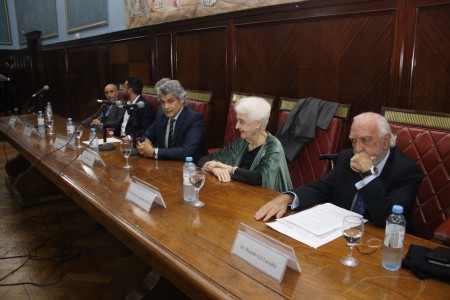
[155,78,171,92]
[234,97,271,130]
[157,80,187,106]
[353,112,396,147]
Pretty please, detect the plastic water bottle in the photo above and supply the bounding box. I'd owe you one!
[183,157,196,202]
[67,118,76,144]
[89,127,99,151]
[382,205,406,271]
[37,111,45,136]
[45,102,53,120]
[67,118,75,134]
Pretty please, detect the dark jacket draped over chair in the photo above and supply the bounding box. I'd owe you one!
[277,98,339,162]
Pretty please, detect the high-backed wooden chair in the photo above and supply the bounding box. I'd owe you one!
[277,98,350,188]
[142,86,160,114]
[208,92,275,154]
[118,83,126,100]
[186,90,212,122]
[382,107,450,243]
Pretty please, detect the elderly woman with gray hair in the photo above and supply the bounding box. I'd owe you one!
[198,97,292,192]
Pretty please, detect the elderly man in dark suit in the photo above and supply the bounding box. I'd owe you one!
[82,83,125,129]
[255,112,423,233]
[137,79,207,162]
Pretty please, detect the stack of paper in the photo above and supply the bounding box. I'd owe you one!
[267,203,364,249]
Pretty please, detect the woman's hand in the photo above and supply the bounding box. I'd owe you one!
[212,167,232,182]
[204,160,232,173]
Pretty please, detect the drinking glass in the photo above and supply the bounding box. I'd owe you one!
[120,140,132,169]
[46,119,54,136]
[341,215,364,267]
[190,167,206,207]
[75,125,84,148]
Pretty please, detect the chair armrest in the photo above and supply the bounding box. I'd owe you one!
[433,218,450,246]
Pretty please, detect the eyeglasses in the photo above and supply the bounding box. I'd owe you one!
[355,238,410,255]
[355,238,382,255]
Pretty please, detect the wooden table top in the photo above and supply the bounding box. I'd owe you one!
[1,114,449,299]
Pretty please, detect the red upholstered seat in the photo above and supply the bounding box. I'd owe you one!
[185,90,212,123]
[141,93,160,114]
[208,92,275,154]
[383,107,450,242]
[223,102,239,147]
[277,99,350,187]
[118,90,126,100]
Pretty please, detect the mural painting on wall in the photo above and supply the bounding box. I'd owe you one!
[124,0,306,28]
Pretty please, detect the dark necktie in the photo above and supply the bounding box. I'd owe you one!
[352,192,365,215]
[168,119,175,148]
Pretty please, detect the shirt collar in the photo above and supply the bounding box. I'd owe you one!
[131,95,140,104]
[376,149,390,173]
[170,107,184,121]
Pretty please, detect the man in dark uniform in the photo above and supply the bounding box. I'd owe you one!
[3,60,21,115]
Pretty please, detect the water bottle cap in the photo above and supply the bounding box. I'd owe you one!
[185,157,193,162]
[90,127,96,132]
[392,205,403,214]
[47,102,51,105]
[68,118,72,121]
[38,111,42,113]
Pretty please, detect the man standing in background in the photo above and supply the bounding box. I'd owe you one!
[2,60,21,115]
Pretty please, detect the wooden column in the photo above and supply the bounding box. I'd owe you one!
[23,30,42,99]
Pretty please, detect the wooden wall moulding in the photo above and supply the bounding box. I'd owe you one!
[1,0,446,150]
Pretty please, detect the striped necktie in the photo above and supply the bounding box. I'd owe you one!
[168,119,175,148]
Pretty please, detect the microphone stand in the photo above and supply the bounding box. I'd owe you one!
[37,94,45,112]
[98,104,115,151]
[23,94,43,114]
[129,106,139,156]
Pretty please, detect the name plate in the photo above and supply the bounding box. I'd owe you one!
[54,134,69,152]
[23,123,38,137]
[125,176,166,212]
[231,223,301,282]
[54,134,76,152]
[8,116,21,126]
[79,148,105,168]
[79,148,96,168]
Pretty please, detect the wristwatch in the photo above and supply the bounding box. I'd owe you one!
[360,166,378,178]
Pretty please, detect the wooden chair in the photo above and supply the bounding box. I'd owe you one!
[118,83,126,100]
[208,92,275,153]
[277,98,350,188]
[142,86,160,114]
[185,89,212,122]
[382,107,450,243]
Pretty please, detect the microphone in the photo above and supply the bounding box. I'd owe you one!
[32,85,49,98]
[96,99,118,105]
[117,101,145,109]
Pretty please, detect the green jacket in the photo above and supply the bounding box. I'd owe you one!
[208,133,292,192]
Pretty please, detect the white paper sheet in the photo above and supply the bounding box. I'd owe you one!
[83,137,121,145]
[267,203,365,249]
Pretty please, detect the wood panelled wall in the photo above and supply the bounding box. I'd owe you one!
[1,0,449,148]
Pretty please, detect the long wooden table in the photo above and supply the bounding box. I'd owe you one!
[1,114,449,299]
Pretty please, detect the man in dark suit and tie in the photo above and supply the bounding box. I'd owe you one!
[82,83,125,129]
[137,79,207,162]
[255,112,423,233]
[112,76,154,141]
